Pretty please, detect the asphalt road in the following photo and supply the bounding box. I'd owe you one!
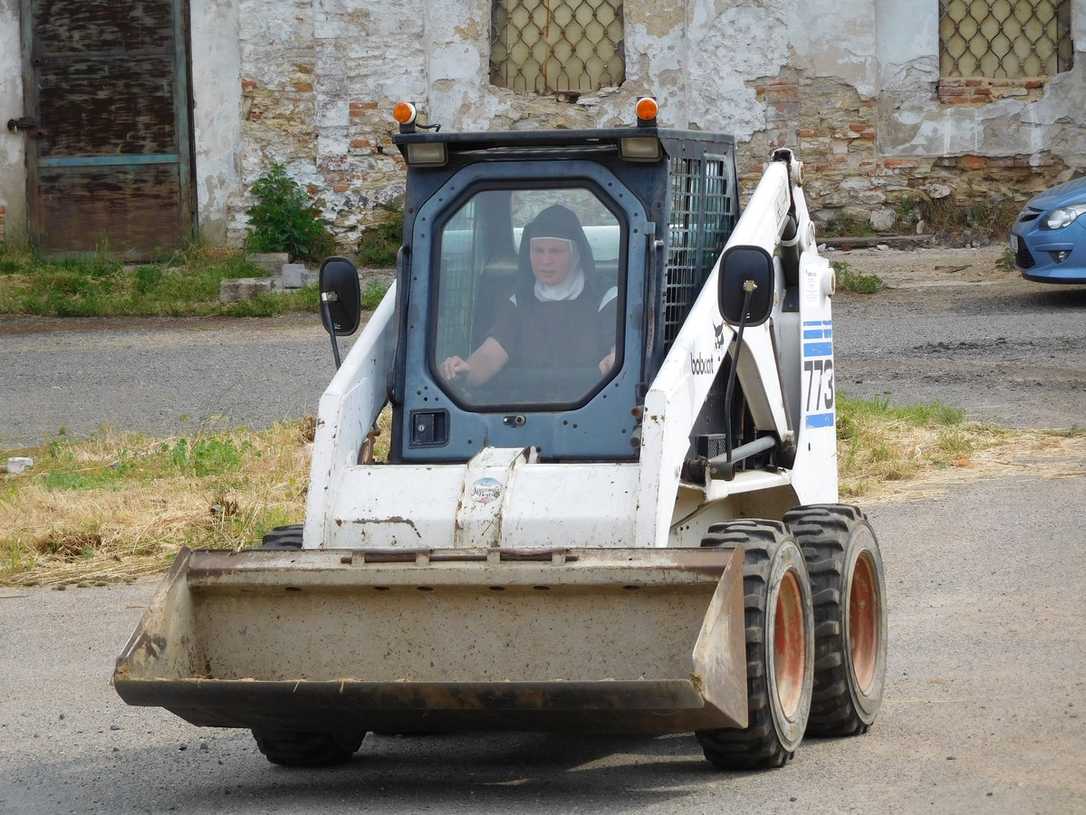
[2,473,1084,814]
[2,266,1084,450]
[833,278,1086,429]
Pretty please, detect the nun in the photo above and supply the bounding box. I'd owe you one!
[439,204,618,391]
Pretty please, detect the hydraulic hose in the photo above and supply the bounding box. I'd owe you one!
[320,294,342,370]
[723,281,757,465]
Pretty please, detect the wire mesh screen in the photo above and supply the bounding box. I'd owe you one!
[663,153,735,349]
[939,0,1074,78]
[491,0,625,94]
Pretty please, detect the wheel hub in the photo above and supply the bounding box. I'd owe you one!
[849,551,880,693]
[773,569,807,720]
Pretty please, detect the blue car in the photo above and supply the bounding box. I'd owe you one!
[1011,176,1086,283]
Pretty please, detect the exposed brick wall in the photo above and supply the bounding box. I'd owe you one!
[727,68,1079,234]
[220,0,1085,246]
[0,206,6,243]
[937,77,1048,105]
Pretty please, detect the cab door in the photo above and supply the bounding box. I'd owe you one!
[395,160,651,462]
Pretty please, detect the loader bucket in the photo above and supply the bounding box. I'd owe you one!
[114,546,748,735]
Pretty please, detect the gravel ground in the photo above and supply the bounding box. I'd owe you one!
[833,246,1086,428]
[1,474,1083,814]
[1,245,1083,812]
[1,245,1083,451]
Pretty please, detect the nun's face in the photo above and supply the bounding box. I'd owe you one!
[529,237,575,286]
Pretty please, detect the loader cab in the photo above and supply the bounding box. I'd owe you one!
[389,121,738,463]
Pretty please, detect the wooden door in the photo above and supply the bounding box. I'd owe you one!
[19,0,195,257]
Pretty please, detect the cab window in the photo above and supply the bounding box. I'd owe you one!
[433,187,624,409]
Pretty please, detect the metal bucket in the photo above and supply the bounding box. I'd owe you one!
[115,546,747,735]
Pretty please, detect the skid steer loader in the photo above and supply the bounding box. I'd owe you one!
[114,97,888,771]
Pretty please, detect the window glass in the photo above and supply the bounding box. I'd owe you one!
[433,187,623,408]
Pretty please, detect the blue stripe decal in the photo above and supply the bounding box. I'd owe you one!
[822,328,833,338]
[806,412,835,428]
[804,341,833,357]
[803,329,824,339]
[39,154,179,168]
[802,320,821,326]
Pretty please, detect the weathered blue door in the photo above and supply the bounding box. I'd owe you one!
[18,0,195,257]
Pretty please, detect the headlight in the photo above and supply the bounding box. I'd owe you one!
[1044,204,1086,230]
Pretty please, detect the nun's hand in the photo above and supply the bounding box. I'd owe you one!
[441,356,471,381]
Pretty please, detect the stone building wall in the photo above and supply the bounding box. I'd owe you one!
[1,0,1083,247]
[224,0,1086,247]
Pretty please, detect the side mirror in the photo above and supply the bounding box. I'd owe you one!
[319,256,362,336]
[718,246,774,327]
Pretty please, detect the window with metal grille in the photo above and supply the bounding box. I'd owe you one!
[939,0,1074,78]
[663,154,735,349]
[490,0,625,94]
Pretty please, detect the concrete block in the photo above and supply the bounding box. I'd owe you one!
[4,457,33,475]
[247,253,290,276]
[281,263,307,289]
[220,277,278,303]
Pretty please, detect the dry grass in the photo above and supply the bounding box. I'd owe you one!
[1,402,1080,586]
[837,395,1085,501]
[0,422,311,587]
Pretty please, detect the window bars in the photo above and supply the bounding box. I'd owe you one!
[663,154,735,350]
[491,0,625,94]
[939,0,1073,78]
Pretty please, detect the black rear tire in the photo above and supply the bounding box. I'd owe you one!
[261,524,303,550]
[252,728,365,767]
[784,504,887,737]
[696,520,815,770]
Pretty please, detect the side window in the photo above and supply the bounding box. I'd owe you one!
[432,187,624,409]
[490,1,625,95]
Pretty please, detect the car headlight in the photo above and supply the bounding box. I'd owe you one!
[1044,204,1086,230]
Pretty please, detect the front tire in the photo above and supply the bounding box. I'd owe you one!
[252,728,365,767]
[696,520,815,770]
[261,524,303,550]
[785,504,887,736]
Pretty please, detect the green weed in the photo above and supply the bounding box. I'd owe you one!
[356,207,403,267]
[0,243,320,318]
[996,247,1016,273]
[819,212,877,239]
[361,278,391,310]
[832,261,884,294]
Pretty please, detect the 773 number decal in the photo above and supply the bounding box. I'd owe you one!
[804,359,834,412]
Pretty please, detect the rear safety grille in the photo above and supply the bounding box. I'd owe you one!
[664,154,735,349]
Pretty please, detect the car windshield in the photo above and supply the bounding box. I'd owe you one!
[433,187,624,408]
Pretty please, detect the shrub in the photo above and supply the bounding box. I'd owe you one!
[356,207,404,267]
[245,164,337,261]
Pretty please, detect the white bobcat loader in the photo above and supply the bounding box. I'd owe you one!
[115,98,887,771]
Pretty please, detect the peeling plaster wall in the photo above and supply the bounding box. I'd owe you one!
[3,0,1084,248]
[0,0,26,243]
[191,0,243,243]
[225,0,1085,245]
